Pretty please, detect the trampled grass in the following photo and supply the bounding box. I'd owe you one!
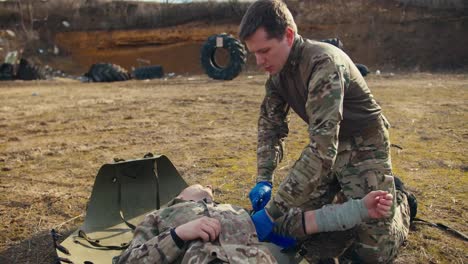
[0,73,466,263]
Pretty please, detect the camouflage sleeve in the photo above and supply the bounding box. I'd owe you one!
[117,213,184,264]
[266,56,347,219]
[256,78,290,183]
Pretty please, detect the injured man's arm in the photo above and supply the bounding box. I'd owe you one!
[273,190,394,239]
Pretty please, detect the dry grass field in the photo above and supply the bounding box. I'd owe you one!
[0,73,466,263]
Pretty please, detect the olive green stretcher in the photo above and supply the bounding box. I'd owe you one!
[54,154,302,264]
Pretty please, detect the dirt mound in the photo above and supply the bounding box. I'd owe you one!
[50,0,467,75]
[286,0,468,71]
[52,22,241,75]
[1,0,467,76]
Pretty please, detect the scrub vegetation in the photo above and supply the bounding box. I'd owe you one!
[0,73,466,263]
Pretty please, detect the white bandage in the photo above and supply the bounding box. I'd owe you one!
[315,199,369,232]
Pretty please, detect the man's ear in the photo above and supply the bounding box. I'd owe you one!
[286,27,295,46]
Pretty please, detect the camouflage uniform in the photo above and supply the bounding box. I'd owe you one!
[117,199,277,264]
[257,35,410,263]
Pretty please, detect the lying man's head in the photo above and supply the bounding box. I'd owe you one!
[177,184,214,202]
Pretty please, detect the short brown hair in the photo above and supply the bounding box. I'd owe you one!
[239,0,297,42]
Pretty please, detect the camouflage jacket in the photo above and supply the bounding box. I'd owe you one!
[117,199,277,264]
[258,35,382,218]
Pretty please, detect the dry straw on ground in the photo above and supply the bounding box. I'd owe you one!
[0,73,467,263]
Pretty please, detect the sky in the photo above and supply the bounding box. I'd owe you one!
[0,0,252,1]
[126,0,252,2]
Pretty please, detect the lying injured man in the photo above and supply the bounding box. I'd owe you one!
[116,184,394,263]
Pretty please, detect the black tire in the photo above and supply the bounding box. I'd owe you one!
[16,59,45,81]
[132,65,164,80]
[84,63,131,82]
[355,63,370,77]
[200,33,246,80]
[0,63,15,81]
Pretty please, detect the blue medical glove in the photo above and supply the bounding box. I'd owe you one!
[251,209,274,241]
[249,181,272,212]
[266,232,297,249]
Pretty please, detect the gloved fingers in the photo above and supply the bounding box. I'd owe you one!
[253,195,272,212]
[251,197,260,212]
[256,198,264,210]
[250,182,272,211]
[260,197,269,209]
[254,198,269,212]
[248,190,256,201]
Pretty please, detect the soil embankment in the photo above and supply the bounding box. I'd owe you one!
[54,0,468,75]
[53,23,241,75]
[0,0,467,75]
[287,0,468,71]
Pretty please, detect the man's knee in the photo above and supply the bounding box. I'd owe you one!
[352,205,410,263]
[351,240,399,263]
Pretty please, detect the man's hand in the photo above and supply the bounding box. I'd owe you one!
[251,209,275,241]
[363,190,393,219]
[174,216,221,242]
[249,181,272,212]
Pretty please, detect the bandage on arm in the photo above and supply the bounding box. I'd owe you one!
[307,199,369,234]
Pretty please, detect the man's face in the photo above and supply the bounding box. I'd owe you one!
[244,27,294,75]
[177,184,214,202]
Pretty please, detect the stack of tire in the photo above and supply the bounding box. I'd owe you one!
[17,58,46,80]
[84,63,164,82]
[132,65,164,80]
[0,59,46,81]
[200,33,247,80]
[0,63,14,81]
[84,63,131,82]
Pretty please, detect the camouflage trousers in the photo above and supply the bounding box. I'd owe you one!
[282,118,410,263]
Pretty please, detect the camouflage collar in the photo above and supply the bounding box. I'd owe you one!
[166,198,189,206]
[280,35,304,74]
[165,198,217,210]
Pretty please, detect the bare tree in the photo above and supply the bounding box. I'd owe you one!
[16,0,36,40]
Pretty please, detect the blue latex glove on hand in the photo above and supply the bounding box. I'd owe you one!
[251,209,275,241]
[249,181,272,212]
[267,232,297,249]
